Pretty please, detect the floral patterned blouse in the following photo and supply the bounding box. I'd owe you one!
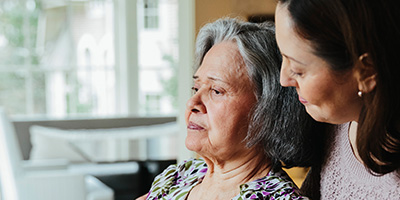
[145,158,309,200]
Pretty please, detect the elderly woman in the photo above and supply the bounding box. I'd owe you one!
[139,18,326,200]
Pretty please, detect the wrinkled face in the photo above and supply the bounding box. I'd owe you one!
[185,41,257,161]
[275,3,362,124]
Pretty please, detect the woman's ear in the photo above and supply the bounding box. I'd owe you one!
[356,53,377,94]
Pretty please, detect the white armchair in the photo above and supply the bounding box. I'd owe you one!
[0,108,114,200]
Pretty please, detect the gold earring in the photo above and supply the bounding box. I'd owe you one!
[358,91,363,97]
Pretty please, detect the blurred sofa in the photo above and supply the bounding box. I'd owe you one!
[12,116,178,200]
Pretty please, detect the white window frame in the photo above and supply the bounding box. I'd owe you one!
[114,0,140,115]
[176,0,195,161]
[114,0,195,161]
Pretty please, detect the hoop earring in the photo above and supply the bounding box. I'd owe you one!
[358,91,363,97]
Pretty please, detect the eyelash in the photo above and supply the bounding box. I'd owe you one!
[191,87,222,95]
[282,56,303,77]
[212,88,221,95]
[191,87,198,94]
[290,69,303,77]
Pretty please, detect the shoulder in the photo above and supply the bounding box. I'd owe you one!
[155,158,206,181]
[236,168,309,200]
[146,158,207,199]
[178,158,208,176]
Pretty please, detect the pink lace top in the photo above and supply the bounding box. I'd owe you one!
[320,123,400,199]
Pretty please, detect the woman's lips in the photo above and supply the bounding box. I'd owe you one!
[299,96,308,104]
[187,122,204,130]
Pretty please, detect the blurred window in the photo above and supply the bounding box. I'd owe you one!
[143,0,159,29]
[0,0,178,117]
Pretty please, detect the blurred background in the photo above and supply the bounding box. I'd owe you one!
[0,0,276,118]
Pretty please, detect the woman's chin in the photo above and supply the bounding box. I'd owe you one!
[306,107,342,124]
[305,106,327,123]
[185,137,202,152]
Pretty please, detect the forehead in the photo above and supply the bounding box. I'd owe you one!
[275,4,321,64]
[275,4,306,49]
[196,41,249,82]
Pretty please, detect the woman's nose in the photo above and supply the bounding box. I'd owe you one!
[280,64,297,87]
[186,91,207,114]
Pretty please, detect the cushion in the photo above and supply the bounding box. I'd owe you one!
[29,122,178,163]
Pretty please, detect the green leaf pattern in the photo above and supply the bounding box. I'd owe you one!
[145,158,309,200]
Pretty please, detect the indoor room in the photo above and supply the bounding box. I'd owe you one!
[0,0,308,199]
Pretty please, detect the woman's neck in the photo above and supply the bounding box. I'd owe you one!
[188,149,271,199]
[204,154,270,182]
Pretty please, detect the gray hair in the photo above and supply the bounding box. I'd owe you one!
[195,18,280,99]
[194,18,328,169]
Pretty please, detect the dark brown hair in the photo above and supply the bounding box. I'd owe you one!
[278,0,400,175]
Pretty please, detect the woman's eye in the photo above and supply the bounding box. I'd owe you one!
[290,69,303,77]
[191,87,199,94]
[212,88,221,95]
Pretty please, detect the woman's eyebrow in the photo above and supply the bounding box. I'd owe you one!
[193,75,227,84]
[208,76,226,83]
[282,53,307,65]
